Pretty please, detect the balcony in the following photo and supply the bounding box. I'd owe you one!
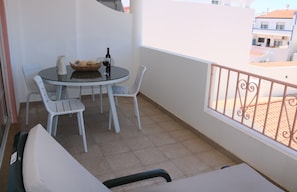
[2,0,297,191]
[139,47,296,191]
[6,47,292,192]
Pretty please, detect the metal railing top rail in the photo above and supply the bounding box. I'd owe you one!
[211,64,297,88]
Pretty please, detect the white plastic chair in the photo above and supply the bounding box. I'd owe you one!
[109,65,147,130]
[34,75,88,152]
[22,64,57,125]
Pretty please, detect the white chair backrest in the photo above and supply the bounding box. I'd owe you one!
[130,65,147,94]
[23,64,56,92]
[33,75,55,112]
[23,124,110,192]
[22,64,43,92]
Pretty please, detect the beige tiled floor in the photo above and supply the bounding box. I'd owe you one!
[18,93,240,191]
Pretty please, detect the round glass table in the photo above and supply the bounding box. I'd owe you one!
[39,65,129,133]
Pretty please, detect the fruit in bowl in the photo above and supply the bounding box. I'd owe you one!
[70,60,102,71]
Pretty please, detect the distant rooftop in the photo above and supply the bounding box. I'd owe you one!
[256,9,297,19]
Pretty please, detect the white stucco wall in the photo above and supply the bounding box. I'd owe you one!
[140,0,254,69]
[5,0,133,111]
[135,1,297,191]
[288,25,297,60]
[140,46,297,191]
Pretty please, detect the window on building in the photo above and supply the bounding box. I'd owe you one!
[258,37,265,43]
[274,40,282,47]
[260,22,268,29]
[276,22,285,30]
[212,0,219,4]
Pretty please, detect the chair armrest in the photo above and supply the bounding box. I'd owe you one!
[103,169,172,188]
[8,131,28,192]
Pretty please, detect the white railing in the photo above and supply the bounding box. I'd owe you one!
[208,64,297,151]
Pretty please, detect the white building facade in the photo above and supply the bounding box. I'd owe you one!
[252,9,297,48]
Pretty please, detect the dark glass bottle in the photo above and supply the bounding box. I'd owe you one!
[105,48,111,59]
[105,47,111,76]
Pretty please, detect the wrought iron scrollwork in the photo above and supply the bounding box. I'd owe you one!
[282,94,297,145]
[237,79,258,120]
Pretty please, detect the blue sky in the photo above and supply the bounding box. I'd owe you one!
[250,0,297,14]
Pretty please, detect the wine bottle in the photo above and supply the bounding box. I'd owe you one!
[105,47,111,76]
[105,47,111,60]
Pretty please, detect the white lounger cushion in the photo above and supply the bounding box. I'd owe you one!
[130,163,284,192]
[22,124,110,192]
[22,124,284,192]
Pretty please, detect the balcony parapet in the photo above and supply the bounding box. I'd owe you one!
[208,64,297,152]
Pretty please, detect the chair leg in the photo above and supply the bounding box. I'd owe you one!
[79,86,82,100]
[78,112,87,152]
[47,115,53,135]
[62,87,69,99]
[77,113,82,136]
[115,96,118,105]
[100,85,103,113]
[91,86,95,102]
[53,116,59,136]
[108,109,112,130]
[25,94,31,125]
[133,96,141,130]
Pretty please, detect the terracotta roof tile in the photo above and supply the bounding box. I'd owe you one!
[256,9,297,19]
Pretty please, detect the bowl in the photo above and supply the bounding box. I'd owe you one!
[70,61,102,71]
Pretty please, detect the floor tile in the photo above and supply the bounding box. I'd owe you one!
[99,140,131,156]
[17,94,239,192]
[144,161,185,180]
[171,155,210,177]
[198,150,236,169]
[147,132,177,146]
[181,138,214,154]
[105,153,142,172]
[158,143,192,159]
[168,129,197,142]
[123,135,154,151]
[158,120,184,131]
[134,148,168,166]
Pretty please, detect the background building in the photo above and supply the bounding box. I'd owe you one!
[251,9,297,61]
[252,9,297,48]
